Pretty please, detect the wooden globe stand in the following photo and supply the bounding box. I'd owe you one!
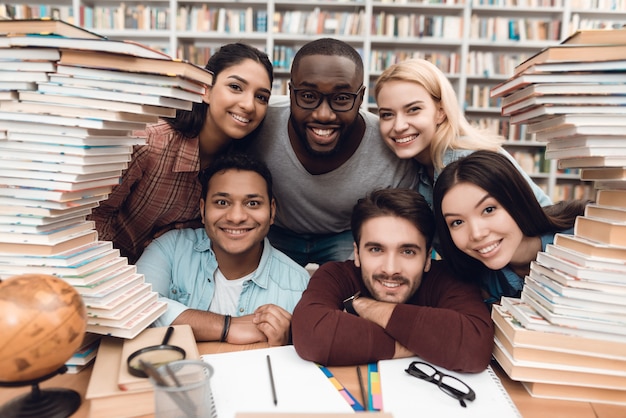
[0,366,81,418]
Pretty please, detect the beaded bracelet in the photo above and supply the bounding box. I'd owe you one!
[220,315,231,342]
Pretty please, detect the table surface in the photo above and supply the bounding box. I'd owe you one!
[1,341,625,418]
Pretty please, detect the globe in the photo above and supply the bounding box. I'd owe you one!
[0,274,87,383]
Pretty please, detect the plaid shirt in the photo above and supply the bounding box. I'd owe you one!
[89,121,203,264]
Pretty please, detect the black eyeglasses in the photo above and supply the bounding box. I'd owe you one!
[405,361,476,407]
[289,82,364,112]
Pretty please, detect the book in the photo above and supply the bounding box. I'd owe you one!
[0,207,94,226]
[0,81,36,90]
[561,27,626,45]
[378,357,520,418]
[86,282,151,313]
[0,35,170,61]
[523,278,626,324]
[0,157,128,175]
[495,321,626,373]
[87,290,157,325]
[0,148,131,165]
[0,194,105,210]
[543,135,625,148]
[72,264,138,296]
[596,189,626,207]
[492,304,626,359]
[502,95,626,117]
[574,216,626,247]
[595,180,626,191]
[47,74,204,103]
[0,109,146,131]
[0,168,122,184]
[530,260,626,296]
[0,47,61,61]
[0,229,97,256]
[509,104,626,125]
[0,177,119,193]
[117,325,200,392]
[536,250,626,283]
[493,337,626,390]
[0,215,87,233]
[512,44,626,77]
[7,130,145,147]
[201,346,356,418]
[545,145,626,160]
[544,243,626,273]
[491,72,626,98]
[528,262,626,306]
[0,220,94,244]
[18,90,176,118]
[58,49,213,86]
[585,203,626,222]
[521,291,626,337]
[580,167,626,181]
[501,82,626,108]
[0,120,135,138]
[0,240,113,267]
[521,60,626,75]
[1,61,56,72]
[55,64,207,94]
[0,100,160,124]
[501,296,626,342]
[527,114,626,134]
[66,332,101,367]
[36,82,194,111]
[0,248,119,276]
[85,337,155,418]
[0,18,106,39]
[0,70,49,82]
[558,155,626,169]
[86,299,167,339]
[522,381,626,405]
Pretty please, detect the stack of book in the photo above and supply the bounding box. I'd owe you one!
[0,18,213,339]
[489,27,626,405]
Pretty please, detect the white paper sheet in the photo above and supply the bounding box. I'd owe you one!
[379,357,521,418]
[201,346,354,418]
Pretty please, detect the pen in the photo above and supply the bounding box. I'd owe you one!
[356,366,368,411]
[267,354,278,406]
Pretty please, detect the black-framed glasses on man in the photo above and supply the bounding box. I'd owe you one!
[289,82,364,112]
[405,361,476,407]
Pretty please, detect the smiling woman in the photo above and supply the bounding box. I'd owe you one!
[88,43,274,264]
[432,150,590,306]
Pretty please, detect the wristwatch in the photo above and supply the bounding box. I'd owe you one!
[343,291,361,316]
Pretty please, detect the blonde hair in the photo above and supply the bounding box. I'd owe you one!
[374,58,503,171]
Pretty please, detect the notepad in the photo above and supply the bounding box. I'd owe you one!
[378,357,521,418]
[201,346,354,418]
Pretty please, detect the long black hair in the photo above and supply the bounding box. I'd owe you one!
[165,43,273,138]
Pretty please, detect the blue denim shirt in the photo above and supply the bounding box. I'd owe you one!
[417,148,553,210]
[136,228,310,327]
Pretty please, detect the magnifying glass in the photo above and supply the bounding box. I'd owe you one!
[127,326,187,378]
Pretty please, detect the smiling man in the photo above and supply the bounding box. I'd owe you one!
[243,38,419,266]
[291,188,494,372]
[136,153,309,345]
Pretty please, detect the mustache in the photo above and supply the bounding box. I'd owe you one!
[372,273,409,285]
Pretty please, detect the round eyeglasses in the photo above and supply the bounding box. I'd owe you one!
[289,83,364,112]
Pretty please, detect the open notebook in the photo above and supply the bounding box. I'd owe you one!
[379,357,521,418]
[201,346,354,418]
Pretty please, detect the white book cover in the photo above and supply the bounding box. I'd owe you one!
[201,346,354,418]
[378,357,520,418]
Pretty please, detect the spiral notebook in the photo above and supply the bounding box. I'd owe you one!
[378,357,520,418]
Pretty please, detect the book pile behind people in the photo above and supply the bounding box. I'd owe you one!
[0,18,212,340]
[490,26,626,405]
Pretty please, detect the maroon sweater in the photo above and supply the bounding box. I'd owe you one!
[291,260,494,372]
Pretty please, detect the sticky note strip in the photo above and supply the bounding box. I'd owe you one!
[317,364,365,411]
[368,363,383,411]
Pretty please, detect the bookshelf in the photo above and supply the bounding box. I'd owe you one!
[2,0,624,200]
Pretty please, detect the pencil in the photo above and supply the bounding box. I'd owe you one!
[356,366,368,410]
[267,355,278,406]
